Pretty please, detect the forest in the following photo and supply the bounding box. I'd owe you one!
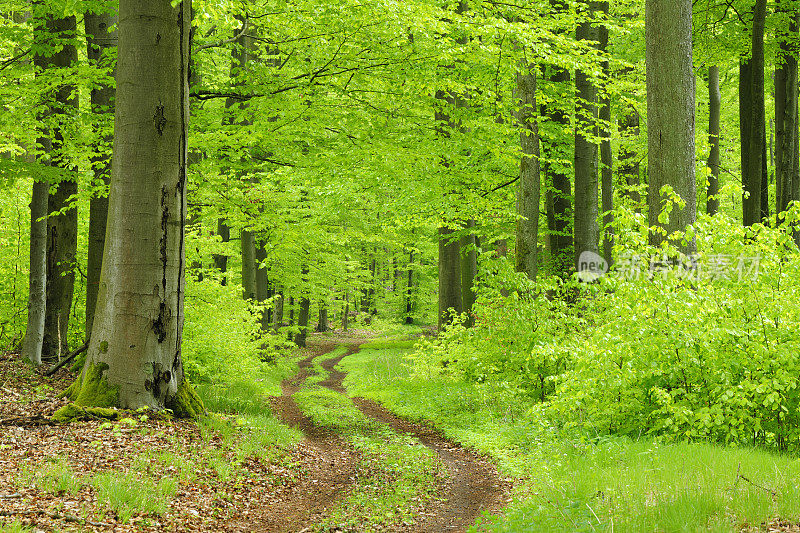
[3,0,800,531]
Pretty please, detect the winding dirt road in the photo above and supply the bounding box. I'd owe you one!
[266,338,509,532]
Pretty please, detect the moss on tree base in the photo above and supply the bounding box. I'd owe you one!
[167,379,205,419]
[52,404,120,423]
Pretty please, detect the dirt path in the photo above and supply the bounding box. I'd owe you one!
[270,339,509,532]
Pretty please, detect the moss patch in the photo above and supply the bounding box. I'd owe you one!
[166,379,205,419]
[71,362,118,408]
[52,404,121,423]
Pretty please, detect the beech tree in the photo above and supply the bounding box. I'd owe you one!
[645,0,696,252]
[66,0,201,415]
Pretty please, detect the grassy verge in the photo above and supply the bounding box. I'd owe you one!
[340,340,800,532]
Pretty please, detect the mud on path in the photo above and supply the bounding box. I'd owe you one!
[268,338,510,533]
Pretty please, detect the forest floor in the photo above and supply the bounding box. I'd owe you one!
[0,332,510,532]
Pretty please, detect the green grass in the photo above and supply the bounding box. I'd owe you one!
[16,456,82,495]
[0,521,32,533]
[340,343,800,533]
[305,345,349,386]
[293,387,379,432]
[93,472,177,523]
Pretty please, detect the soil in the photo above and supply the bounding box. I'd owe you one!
[0,333,511,532]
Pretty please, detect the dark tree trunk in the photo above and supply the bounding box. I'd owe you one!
[295,297,310,347]
[741,0,768,226]
[619,106,641,207]
[254,240,270,332]
[213,218,229,285]
[776,8,799,221]
[273,289,284,330]
[708,66,721,215]
[645,0,696,252]
[460,220,477,327]
[39,11,78,363]
[404,251,414,325]
[316,304,329,332]
[542,1,573,276]
[241,229,256,300]
[438,227,463,331]
[574,0,600,268]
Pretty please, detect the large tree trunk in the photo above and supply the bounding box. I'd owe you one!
[574,0,600,268]
[741,0,768,226]
[438,227,463,331]
[619,105,641,206]
[85,8,118,341]
[295,289,310,348]
[645,0,696,253]
[69,0,199,415]
[316,304,329,332]
[708,65,721,215]
[598,1,613,267]
[515,57,541,282]
[35,10,78,363]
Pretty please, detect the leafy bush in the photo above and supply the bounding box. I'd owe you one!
[415,210,800,450]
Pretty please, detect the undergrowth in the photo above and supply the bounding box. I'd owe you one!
[341,339,800,532]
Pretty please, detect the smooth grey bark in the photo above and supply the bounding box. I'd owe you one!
[213,218,229,285]
[22,180,48,366]
[598,2,613,266]
[438,227,463,331]
[741,0,768,226]
[85,8,118,341]
[515,57,541,282]
[241,229,257,300]
[79,0,192,409]
[460,220,477,327]
[33,9,79,363]
[574,1,600,268]
[645,0,696,252]
[708,66,721,216]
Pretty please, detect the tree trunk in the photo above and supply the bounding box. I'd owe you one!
[708,66,721,215]
[404,251,414,325]
[542,0,573,277]
[70,0,199,416]
[742,0,768,226]
[598,2,614,267]
[342,291,350,330]
[438,227,463,331]
[35,10,79,363]
[645,0,696,253]
[213,218,229,285]
[316,304,329,332]
[241,229,256,300]
[574,1,600,268]
[619,106,641,206]
[460,220,477,327]
[515,57,541,282]
[273,289,284,330]
[776,7,799,221]
[85,9,118,341]
[255,240,270,331]
[295,297,310,347]
[22,180,48,366]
